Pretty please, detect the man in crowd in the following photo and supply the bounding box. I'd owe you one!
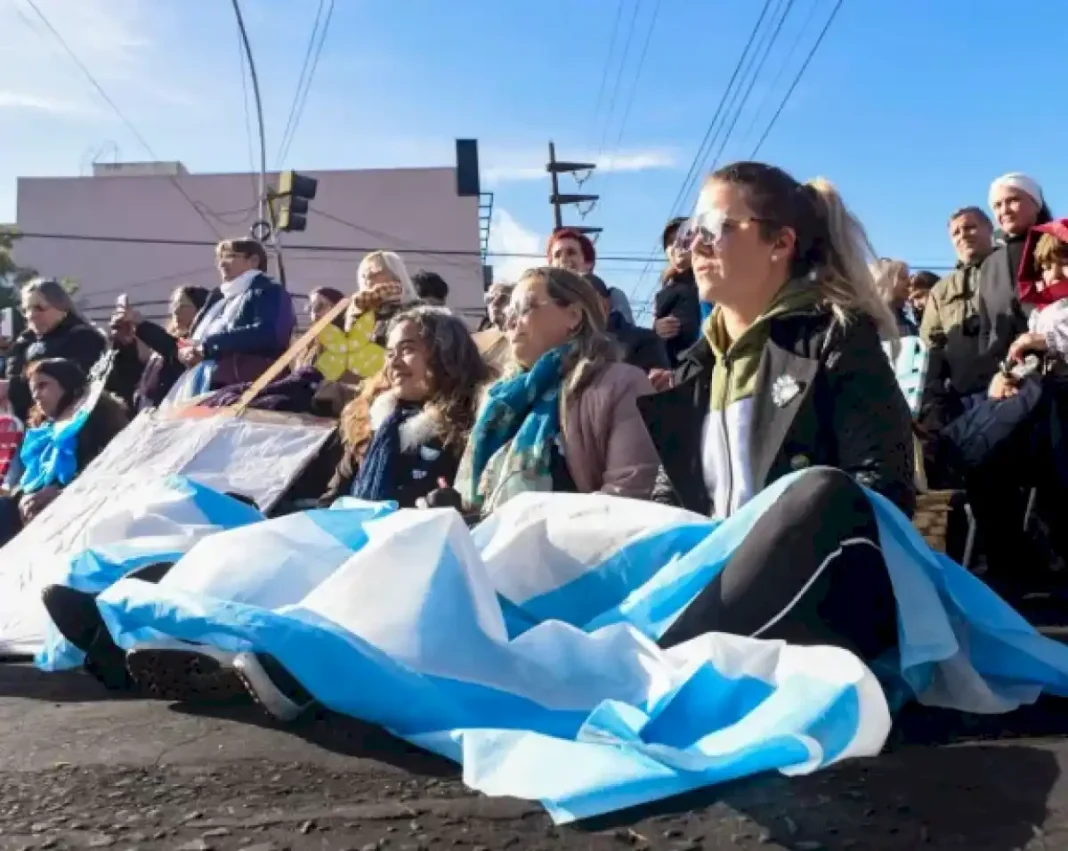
[546,228,635,324]
[921,207,995,396]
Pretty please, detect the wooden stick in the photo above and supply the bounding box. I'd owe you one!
[230,296,353,417]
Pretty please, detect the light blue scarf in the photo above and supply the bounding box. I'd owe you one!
[18,407,92,494]
[459,345,569,511]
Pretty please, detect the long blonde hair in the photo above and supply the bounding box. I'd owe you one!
[515,266,620,395]
[707,163,898,338]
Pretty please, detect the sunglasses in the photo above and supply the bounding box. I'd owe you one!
[673,210,769,252]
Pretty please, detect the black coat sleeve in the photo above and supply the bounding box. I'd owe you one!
[667,286,702,349]
[629,329,671,372]
[320,446,358,506]
[74,395,130,477]
[135,320,179,358]
[4,335,32,421]
[823,318,916,516]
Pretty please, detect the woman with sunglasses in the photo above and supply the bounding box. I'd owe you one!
[639,161,914,664]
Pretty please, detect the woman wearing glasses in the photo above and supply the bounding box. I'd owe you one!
[453,266,660,517]
[639,161,914,661]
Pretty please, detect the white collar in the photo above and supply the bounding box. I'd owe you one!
[368,390,441,451]
[220,269,259,299]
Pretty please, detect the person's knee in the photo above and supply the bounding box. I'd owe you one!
[778,467,873,533]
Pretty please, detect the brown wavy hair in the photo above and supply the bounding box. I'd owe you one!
[339,306,492,460]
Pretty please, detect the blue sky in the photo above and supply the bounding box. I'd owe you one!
[1,0,1065,318]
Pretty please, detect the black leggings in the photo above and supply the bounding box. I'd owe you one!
[659,468,898,662]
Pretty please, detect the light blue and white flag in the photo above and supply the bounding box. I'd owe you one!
[35,476,264,671]
[96,469,1068,823]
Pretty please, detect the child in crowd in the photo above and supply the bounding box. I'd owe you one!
[1005,219,1068,367]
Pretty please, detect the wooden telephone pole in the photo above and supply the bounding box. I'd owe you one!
[547,141,603,238]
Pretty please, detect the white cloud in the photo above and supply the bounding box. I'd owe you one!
[487,208,544,282]
[484,148,678,184]
[0,0,179,118]
[0,92,99,115]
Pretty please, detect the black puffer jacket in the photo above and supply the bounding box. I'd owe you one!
[4,313,107,421]
[653,268,701,366]
[320,391,462,507]
[638,305,915,517]
[975,238,1031,386]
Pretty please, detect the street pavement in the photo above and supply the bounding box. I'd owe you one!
[2,663,1068,851]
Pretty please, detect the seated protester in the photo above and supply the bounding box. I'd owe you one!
[110,285,210,410]
[586,274,670,373]
[654,216,703,366]
[353,250,421,348]
[0,279,106,423]
[411,270,449,307]
[200,287,348,416]
[168,238,296,399]
[42,308,491,704]
[319,305,491,506]
[0,359,128,547]
[473,282,514,373]
[639,162,913,663]
[294,286,347,369]
[453,266,661,517]
[871,258,920,338]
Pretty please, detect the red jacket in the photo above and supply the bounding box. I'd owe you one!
[1018,219,1068,308]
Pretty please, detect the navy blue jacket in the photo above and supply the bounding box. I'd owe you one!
[192,274,295,361]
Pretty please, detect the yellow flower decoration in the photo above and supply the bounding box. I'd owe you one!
[315,311,386,380]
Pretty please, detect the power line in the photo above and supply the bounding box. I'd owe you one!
[705,0,797,171]
[594,0,643,164]
[589,0,626,141]
[627,0,777,301]
[12,230,676,263]
[20,0,222,240]
[80,266,221,304]
[231,0,268,228]
[275,0,327,166]
[750,0,845,157]
[307,208,475,271]
[664,0,776,221]
[276,0,336,167]
[737,0,823,150]
[15,230,956,272]
[236,19,260,205]
[600,0,663,186]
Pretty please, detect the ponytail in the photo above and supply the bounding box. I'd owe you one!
[805,178,899,339]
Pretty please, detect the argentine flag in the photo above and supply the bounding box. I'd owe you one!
[96,470,1068,822]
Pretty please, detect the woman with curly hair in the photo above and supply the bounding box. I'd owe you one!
[318,305,491,506]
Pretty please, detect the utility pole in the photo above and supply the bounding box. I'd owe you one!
[231,0,267,231]
[547,141,603,238]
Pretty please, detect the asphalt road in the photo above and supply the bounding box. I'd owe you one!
[2,663,1068,851]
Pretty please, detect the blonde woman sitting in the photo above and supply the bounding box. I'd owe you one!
[451,266,660,517]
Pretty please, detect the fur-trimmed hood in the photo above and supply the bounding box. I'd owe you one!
[368,390,443,451]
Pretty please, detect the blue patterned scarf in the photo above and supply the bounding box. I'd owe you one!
[459,345,569,512]
[351,402,419,502]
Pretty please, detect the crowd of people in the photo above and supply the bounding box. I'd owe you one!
[0,158,1065,717]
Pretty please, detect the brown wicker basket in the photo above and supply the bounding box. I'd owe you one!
[913,490,955,553]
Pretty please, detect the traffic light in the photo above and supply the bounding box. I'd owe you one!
[276,170,318,232]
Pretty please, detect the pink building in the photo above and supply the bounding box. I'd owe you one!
[13,151,490,327]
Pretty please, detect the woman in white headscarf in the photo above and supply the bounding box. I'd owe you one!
[977,173,1053,378]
